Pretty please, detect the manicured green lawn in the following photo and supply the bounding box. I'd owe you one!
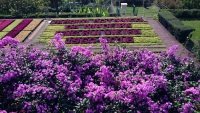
[182,20,200,44]
[115,4,159,17]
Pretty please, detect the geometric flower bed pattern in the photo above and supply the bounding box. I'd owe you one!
[39,17,164,46]
[0,19,42,42]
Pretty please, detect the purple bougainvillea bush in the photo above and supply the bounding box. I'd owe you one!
[0,34,200,113]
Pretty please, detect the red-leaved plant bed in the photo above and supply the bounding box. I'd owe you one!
[52,18,144,45]
[0,20,14,31]
[65,36,134,44]
[65,23,132,29]
[56,29,141,36]
[6,19,32,38]
[50,18,144,24]
[0,34,200,113]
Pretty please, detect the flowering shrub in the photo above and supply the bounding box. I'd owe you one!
[0,36,19,48]
[0,34,200,113]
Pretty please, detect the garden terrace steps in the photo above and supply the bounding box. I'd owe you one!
[39,17,162,44]
[20,17,168,53]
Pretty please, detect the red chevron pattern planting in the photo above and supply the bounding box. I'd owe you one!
[6,19,32,38]
[0,20,14,31]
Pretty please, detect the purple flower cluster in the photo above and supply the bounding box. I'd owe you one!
[49,33,65,50]
[0,34,199,113]
[99,35,110,56]
[70,45,93,58]
[14,84,56,100]
[0,36,19,48]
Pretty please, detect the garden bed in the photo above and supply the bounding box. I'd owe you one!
[0,19,43,42]
[39,17,164,47]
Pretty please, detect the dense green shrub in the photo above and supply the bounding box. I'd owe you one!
[0,0,49,15]
[157,0,200,9]
[0,15,13,19]
[0,13,117,19]
[158,10,195,42]
[169,9,200,18]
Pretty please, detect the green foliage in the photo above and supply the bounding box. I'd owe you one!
[0,32,9,39]
[0,15,13,19]
[174,26,195,42]
[158,10,195,42]
[153,14,158,20]
[78,6,83,14]
[41,31,57,37]
[169,9,200,18]
[0,0,49,15]
[182,20,200,62]
[0,12,116,19]
[134,37,163,43]
[157,0,200,9]
[133,8,138,16]
[102,8,109,17]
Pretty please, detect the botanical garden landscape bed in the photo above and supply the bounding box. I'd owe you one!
[38,17,166,52]
[0,19,43,42]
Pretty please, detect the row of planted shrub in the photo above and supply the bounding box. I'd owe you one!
[158,10,195,42]
[15,19,42,42]
[0,19,42,41]
[51,18,144,24]
[55,29,142,36]
[0,13,117,19]
[38,36,163,46]
[0,20,23,39]
[0,20,14,31]
[5,19,32,38]
[168,9,200,18]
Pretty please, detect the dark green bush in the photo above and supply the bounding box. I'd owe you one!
[169,9,200,18]
[49,8,57,12]
[0,15,13,19]
[25,14,38,18]
[37,14,47,18]
[48,14,58,18]
[174,26,195,42]
[0,13,117,19]
[158,10,195,42]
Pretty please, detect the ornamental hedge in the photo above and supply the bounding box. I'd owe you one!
[168,9,200,18]
[0,13,117,19]
[158,10,195,42]
[0,35,200,113]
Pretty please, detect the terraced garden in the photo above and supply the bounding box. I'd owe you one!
[0,19,42,42]
[39,17,164,47]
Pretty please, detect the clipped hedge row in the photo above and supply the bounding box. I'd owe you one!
[0,13,117,19]
[168,9,200,18]
[158,10,195,42]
